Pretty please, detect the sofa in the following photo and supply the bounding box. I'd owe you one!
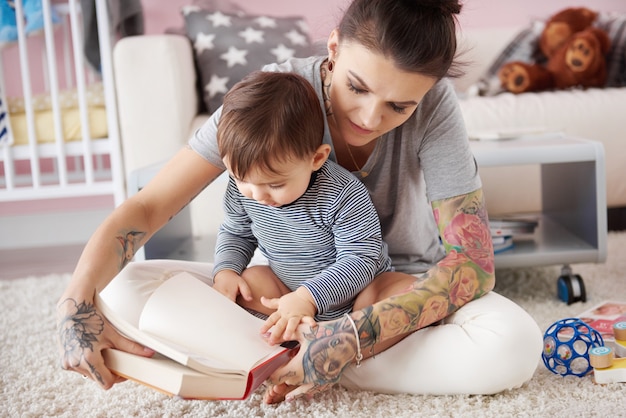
[113,27,626,238]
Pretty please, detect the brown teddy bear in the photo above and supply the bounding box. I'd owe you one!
[498,7,611,94]
[539,7,598,57]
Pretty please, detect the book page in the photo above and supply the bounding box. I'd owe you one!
[138,272,282,371]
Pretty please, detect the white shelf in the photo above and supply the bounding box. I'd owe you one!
[471,134,607,269]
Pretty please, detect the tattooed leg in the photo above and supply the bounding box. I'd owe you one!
[57,298,105,385]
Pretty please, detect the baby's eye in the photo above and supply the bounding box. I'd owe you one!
[269,184,284,190]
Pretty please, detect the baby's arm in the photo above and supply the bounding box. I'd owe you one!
[260,287,317,343]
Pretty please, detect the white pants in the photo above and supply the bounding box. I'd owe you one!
[102,259,543,395]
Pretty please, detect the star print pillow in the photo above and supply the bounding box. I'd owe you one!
[183,7,314,113]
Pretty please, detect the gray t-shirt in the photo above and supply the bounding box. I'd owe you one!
[190,56,481,274]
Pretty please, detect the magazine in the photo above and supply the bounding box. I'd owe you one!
[577,300,626,346]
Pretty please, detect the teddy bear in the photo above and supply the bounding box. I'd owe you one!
[498,7,611,94]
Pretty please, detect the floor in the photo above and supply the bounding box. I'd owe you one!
[0,243,84,280]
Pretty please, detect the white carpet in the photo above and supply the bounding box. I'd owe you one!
[2,233,626,418]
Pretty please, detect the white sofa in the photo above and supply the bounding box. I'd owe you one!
[113,29,626,238]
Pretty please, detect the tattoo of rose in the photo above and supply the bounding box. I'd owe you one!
[58,299,104,367]
[417,295,449,328]
[443,213,494,274]
[378,306,411,341]
[449,266,479,307]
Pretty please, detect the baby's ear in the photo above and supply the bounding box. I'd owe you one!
[312,144,331,170]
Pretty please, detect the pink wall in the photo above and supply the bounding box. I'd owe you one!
[142,0,626,38]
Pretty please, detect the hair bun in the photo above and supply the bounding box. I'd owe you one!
[414,0,462,16]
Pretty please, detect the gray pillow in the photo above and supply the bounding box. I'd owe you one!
[183,8,314,112]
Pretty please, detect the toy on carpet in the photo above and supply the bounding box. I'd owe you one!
[589,346,626,384]
[498,7,611,94]
[0,0,60,44]
[542,317,604,377]
[613,321,626,358]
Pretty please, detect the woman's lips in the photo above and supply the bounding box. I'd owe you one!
[350,120,373,136]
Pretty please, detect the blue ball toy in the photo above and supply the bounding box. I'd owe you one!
[542,318,604,377]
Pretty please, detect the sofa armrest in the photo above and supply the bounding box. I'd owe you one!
[114,34,199,180]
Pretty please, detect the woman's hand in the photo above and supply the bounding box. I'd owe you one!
[56,296,154,388]
[264,315,358,404]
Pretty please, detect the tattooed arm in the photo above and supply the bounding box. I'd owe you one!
[56,147,223,388]
[264,188,495,403]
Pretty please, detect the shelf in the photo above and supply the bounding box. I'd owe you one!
[494,215,603,269]
[471,134,607,270]
[470,133,604,166]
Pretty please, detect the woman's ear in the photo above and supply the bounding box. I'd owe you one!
[327,29,339,61]
[312,144,331,170]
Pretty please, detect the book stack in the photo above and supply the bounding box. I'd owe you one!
[489,218,538,254]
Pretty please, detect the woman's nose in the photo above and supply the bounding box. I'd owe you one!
[359,100,382,129]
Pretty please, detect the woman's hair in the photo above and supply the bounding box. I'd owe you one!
[337,0,464,79]
[217,71,324,179]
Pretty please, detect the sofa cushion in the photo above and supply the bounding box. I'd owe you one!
[183,7,314,113]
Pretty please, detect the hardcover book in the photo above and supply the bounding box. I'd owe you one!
[96,272,297,400]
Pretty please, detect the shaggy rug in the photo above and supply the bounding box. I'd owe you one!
[2,233,626,417]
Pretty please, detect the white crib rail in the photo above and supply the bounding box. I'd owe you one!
[0,0,125,205]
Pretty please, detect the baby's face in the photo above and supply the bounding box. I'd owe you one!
[225,157,315,207]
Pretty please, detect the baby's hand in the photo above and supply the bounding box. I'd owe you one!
[212,270,252,303]
[260,288,316,344]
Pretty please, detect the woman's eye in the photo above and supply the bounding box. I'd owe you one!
[390,103,407,114]
[348,81,366,94]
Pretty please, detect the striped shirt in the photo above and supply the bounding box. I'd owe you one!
[213,160,392,321]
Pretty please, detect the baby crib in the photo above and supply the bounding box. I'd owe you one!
[0,0,125,205]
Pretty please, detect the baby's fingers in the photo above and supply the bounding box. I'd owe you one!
[260,311,281,334]
[260,296,279,310]
[269,318,288,344]
[237,280,253,302]
[282,317,301,341]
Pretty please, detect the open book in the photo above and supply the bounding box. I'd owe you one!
[96,272,298,400]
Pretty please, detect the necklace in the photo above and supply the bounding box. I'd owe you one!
[345,143,367,177]
[345,140,379,178]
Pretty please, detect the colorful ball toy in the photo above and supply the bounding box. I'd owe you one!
[542,318,604,377]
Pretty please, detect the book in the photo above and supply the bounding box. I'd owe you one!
[489,218,538,237]
[493,235,514,254]
[96,272,298,400]
[576,300,626,346]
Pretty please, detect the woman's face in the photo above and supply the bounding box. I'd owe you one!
[327,30,438,147]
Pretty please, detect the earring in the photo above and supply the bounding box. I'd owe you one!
[327,59,334,72]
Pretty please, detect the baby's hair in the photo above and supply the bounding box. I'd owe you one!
[218,71,324,179]
[338,0,464,79]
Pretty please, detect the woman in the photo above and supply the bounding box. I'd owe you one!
[56,0,542,403]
